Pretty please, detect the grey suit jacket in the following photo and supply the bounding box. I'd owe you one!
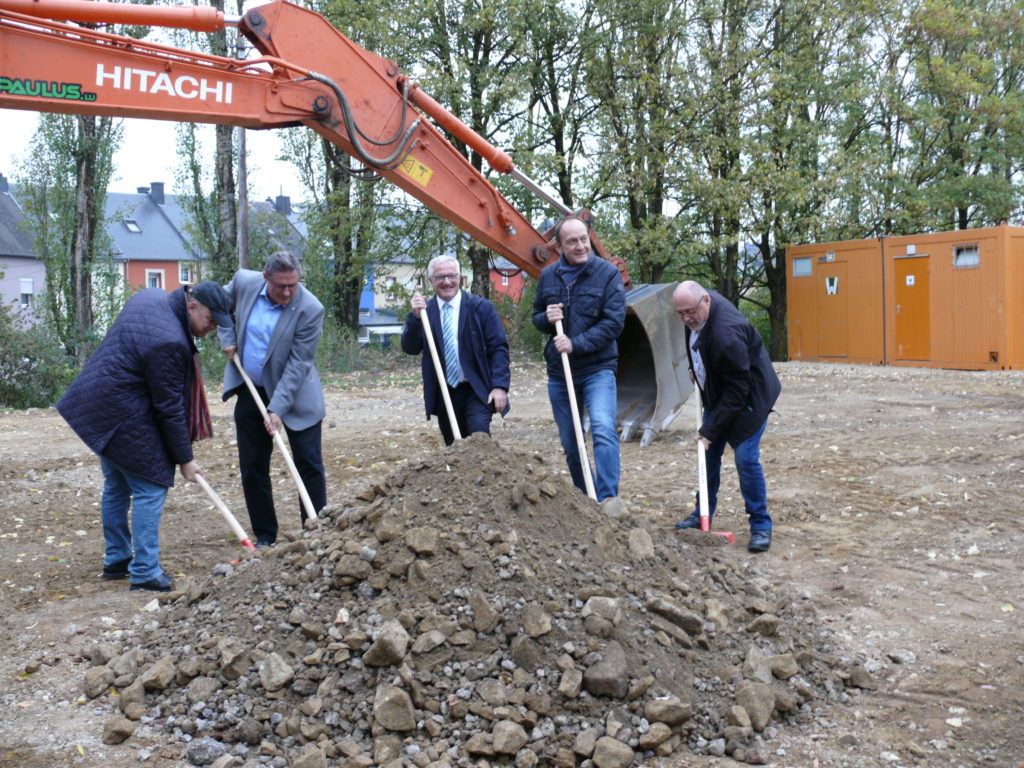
[219,269,326,431]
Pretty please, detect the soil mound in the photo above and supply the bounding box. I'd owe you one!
[80,434,869,766]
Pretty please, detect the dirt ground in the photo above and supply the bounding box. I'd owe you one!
[1,359,1022,768]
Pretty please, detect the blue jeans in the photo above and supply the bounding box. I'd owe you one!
[549,368,620,501]
[99,456,169,583]
[703,419,771,531]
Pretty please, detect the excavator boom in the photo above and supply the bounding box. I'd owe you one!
[0,0,692,443]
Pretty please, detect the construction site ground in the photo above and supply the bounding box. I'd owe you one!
[0,359,1021,768]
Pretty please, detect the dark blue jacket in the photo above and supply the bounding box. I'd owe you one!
[401,291,511,418]
[687,290,781,446]
[57,287,196,487]
[532,255,625,379]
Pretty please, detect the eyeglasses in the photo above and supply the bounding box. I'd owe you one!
[267,279,300,291]
[676,297,706,317]
[431,273,460,284]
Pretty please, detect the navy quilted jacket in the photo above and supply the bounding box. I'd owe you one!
[57,287,196,487]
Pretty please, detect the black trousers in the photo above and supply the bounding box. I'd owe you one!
[234,385,327,544]
[435,381,494,446]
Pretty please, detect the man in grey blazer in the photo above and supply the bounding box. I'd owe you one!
[219,252,327,546]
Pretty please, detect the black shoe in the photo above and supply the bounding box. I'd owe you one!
[102,557,132,580]
[674,512,703,531]
[748,530,772,552]
[129,573,173,592]
[256,539,275,549]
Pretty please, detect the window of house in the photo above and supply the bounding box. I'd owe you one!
[19,277,34,308]
[124,219,142,233]
[501,274,510,286]
[953,244,979,269]
[146,269,164,289]
[792,257,812,277]
[358,326,370,343]
[179,263,194,284]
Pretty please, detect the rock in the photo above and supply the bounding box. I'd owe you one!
[492,720,528,755]
[581,596,623,625]
[363,620,410,666]
[583,640,629,698]
[572,727,600,756]
[411,629,446,654]
[209,756,243,768]
[637,722,672,749]
[522,603,552,638]
[627,527,654,559]
[848,665,877,690]
[293,745,327,768]
[469,590,501,633]
[558,668,583,698]
[102,715,136,744]
[258,652,294,692]
[725,704,751,728]
[646,597,703,636]
[735,680,775,731]
[405,527,438,555]
[704,598,730,631]
[592,736,634,768]
[139,656,177,690]
[644,697,693,726]
[742,645,773,684]
[373,684,415,731]
[600,496,628,519]
[769,653,800,680]
[477,678,509,706]
[186,675,221,705]
[185,737,227,766]
[83,665,115,699]
[218,637,250,680]
[746,613,780,636]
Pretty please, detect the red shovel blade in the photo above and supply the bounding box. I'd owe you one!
[701,513,735,543]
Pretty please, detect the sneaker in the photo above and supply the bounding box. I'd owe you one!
[102,557,132,580]
[674,512,703,531]
[129,573,173,592]
[256,539,276,549]
[747,530,772,552]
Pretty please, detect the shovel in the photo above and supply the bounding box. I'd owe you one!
[194,474,257,551]
[420,303,462,441]
[694,390,735,543]
[232,356,318,521]
[556,320,597,501]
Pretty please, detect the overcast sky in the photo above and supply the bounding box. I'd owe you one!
[1,107,307,204]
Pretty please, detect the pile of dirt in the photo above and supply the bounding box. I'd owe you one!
[75,434,873,767]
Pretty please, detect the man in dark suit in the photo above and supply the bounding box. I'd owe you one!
[401,255,511,445]
[218,252,327,547]
[673,280,781,552]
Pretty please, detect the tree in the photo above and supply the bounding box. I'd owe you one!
[16,114,120,362]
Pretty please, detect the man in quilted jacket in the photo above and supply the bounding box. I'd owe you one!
[57,281,232,592]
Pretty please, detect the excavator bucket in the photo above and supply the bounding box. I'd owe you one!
[617,283,695,446]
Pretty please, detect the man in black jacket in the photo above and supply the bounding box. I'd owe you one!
[673,281,781,552]
[58,282,232,590]
[532,215,625,501]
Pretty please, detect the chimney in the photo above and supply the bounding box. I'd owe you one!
[149,182,165,205]
[0,173,8,194]
[275,195,291,215]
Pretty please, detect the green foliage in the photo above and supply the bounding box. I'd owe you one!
[0,300,75,409]
[492,278,546,359]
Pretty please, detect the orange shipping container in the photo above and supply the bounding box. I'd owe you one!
[786,224,1024,370]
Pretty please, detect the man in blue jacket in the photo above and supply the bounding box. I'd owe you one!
[57,281,232,591]
[532,215,625,501]
[673,280,781,552]
[402,255,510,445]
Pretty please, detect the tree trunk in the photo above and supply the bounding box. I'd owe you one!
[72,116,96,364]
[214,124,237,281]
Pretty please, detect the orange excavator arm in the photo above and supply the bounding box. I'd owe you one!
[0,0,628,282]
[0,0,695,444]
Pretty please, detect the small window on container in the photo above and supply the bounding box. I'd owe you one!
[792,257,812,277]
[953,244,979,269]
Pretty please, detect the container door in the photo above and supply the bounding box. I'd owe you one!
[894,256,930,360]
[817,262,847,357]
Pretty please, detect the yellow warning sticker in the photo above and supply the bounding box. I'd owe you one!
[399,156,433,186]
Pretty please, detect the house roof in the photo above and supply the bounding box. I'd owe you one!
[0,188,36,259]
[105,186,197,262]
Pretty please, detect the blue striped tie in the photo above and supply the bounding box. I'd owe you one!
[442,302,460,387]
